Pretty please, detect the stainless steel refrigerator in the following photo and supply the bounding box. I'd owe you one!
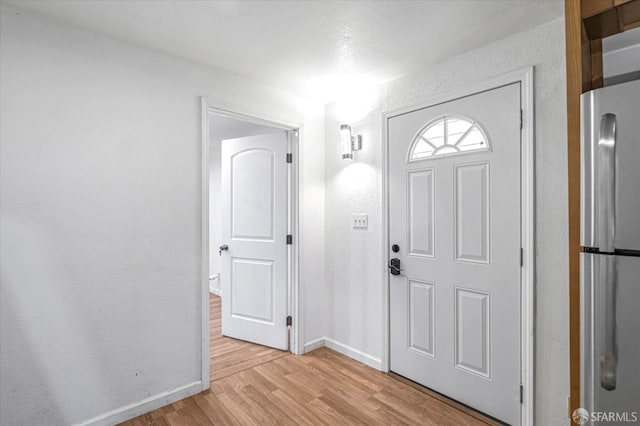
[581,78,640,423]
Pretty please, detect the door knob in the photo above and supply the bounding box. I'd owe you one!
[388,258,402,276]
[219,244,229,256]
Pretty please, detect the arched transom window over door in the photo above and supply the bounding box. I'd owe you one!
[408,115,491,161]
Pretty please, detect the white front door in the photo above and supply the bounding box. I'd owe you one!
[388,83,522,424]
[220,132,288,350]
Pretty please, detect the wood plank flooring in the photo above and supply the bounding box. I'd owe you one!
[209,295,288,381]
[120,295,499,426]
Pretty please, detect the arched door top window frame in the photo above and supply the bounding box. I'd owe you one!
[407,115,491,162]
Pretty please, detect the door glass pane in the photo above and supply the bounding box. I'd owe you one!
[409,116,490,161]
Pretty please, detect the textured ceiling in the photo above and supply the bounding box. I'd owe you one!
[3,0,564,101]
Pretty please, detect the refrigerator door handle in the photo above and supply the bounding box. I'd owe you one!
[598,113,616,253]
[598,113,618,391]
[600,255,618,391]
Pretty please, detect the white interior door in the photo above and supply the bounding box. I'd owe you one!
[388,83,522,424]
[220,132,288,350]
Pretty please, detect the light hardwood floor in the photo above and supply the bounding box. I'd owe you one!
[209,295,288,381]
[120,295,499,425]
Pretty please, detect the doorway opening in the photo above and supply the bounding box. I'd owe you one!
[200,100,300,386]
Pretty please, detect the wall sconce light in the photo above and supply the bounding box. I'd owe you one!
[340,124,363,160]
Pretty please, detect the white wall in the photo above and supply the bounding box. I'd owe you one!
[0,5,324,425]
[298,103,326,350]
[323,97,385,366]
[324,17,569,425]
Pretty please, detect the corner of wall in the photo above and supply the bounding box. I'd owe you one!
[300,101,327,350]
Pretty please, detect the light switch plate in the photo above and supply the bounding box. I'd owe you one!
[352,214,368,229]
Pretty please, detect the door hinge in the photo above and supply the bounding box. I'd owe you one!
[286,234,293,245]
[520,384,524,404]
[520,248,523,267]
[286,315,292,327]
[286,153,293,163]
[519,109,523,129]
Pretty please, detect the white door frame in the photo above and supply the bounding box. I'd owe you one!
[380,67,535,425]
[199,98,301,391]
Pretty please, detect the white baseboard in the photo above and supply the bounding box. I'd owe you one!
[74,381,202,426]
[323,337,382,370]
[303,337,382,370]
[303,337,325,353]
[209,286,221,296]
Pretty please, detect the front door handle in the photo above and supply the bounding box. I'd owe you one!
[219,244,229,256]
[388,258,402,276]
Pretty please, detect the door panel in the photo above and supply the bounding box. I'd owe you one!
[230,258,275,324]
[454,287,490,377]
[408,170,435,257]
[230,149,275,240]
[454,162,490,263]
[408,279,436,357]
[221,132,288,350]
[389,83,521,425]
